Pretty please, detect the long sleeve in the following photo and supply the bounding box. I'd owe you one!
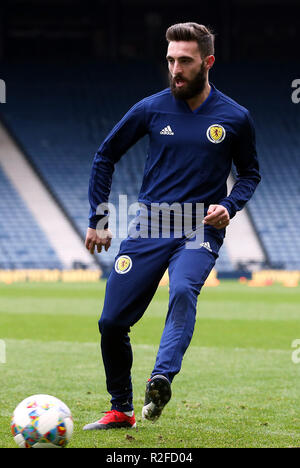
[88,99,148,229]
[220,111,261,218]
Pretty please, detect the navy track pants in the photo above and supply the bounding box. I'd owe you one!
[98,226,224,412]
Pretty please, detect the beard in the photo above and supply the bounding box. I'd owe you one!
[169,62,207,100]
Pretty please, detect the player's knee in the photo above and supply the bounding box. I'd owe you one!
[170,282,195,301]
[98,315,128,337]
[98,316,115,336]
[167,282,197,327]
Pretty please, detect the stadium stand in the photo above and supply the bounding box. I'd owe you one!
[212,63,300,270]
[3,62,297,272]
[0,62,235,273]
[0,165,63,269]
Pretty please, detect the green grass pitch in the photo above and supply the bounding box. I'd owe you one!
[0,280,300,448]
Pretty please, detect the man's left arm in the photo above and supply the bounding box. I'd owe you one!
[204,110,261,229]
[219,110,261,218]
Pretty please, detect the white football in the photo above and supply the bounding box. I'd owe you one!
[11,394,73,448]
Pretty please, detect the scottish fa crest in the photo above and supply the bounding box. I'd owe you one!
[115,255,133,274]
[206,124,226,143]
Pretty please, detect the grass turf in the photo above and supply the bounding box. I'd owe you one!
[0,280,300,448]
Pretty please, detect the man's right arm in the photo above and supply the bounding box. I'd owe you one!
[86,99,148,253]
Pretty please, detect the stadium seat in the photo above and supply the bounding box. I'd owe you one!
[0,62,263,273]
[0,166,63,269]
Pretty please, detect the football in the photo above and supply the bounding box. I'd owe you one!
[11,394,74,448]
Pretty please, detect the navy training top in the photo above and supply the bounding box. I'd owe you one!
[88,83,261,229]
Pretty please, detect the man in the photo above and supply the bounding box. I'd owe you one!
[83,22,261,430]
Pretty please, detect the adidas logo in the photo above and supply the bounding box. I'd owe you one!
[199,241,212,252]
[160,125,174,135]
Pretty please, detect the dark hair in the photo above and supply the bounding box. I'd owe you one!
[166,22,215,58]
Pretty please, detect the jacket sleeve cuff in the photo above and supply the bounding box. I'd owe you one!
[88,214,108,230]
[219,199,236,219]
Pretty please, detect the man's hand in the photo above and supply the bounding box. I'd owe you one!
[203,204,230,229]
[85,227,113,255]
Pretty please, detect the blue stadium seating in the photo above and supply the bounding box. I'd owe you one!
[7,63,298,271]
[0,166,63,269]
[0,62,234,272]
[211,63,300,270]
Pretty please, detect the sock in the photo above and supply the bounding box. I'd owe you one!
[124,410,134,417]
